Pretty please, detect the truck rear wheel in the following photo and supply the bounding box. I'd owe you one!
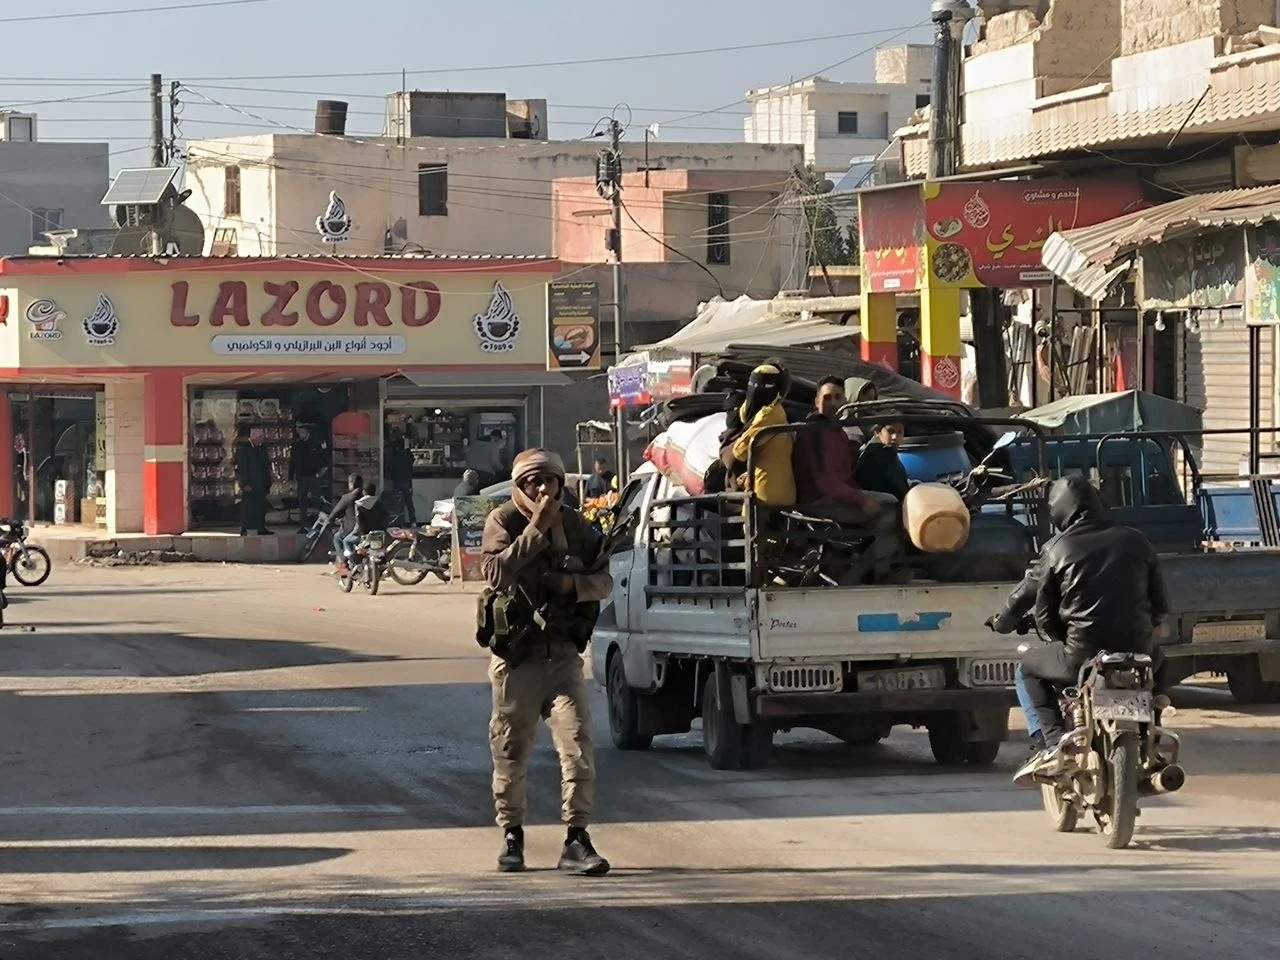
[927,717,968,767]
[1226,656,1280,705]
[606,652,653,751]
[702,672,745,770]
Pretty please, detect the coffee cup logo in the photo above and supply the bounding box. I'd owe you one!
[474,282,521,353]
[25,298,66,341]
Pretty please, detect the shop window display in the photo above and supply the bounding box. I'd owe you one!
[188,386,356,529]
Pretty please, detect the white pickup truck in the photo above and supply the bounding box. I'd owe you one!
[591,464,1023,770]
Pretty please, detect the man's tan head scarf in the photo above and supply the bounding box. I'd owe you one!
[510,448,568,523]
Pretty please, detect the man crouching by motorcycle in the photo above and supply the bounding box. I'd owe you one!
[987,475,1170,785]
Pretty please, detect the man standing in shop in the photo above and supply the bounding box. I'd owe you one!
[289,423,325,529]
[387,434,417,526]
[237,427,273,536]
[468,429,508,486]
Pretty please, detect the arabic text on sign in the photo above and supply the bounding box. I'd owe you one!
[984,217,1065,261]
[211,335,408,356]
[170,279,443,328]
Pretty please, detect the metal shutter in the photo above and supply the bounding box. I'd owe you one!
[1182,307,1273,478]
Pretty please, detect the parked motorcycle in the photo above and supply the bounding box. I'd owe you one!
[338,530,389,596]
[384,523,451,585]
[1016,629,1185,849]
[0,520,52,587]
[295,498,336,564]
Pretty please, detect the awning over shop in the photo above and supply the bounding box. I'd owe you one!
[389,370,572,389]
[1042,185,1280,299]
[1019,390,1204,436]
[632,295,855,356]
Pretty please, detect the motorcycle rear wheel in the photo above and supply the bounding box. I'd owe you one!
[1041,783,1079,833]
[12,545,51,587]
[1100,732,1140,849]
[339,567,355,593]
[365,558,380,596]
[385,541,429,586]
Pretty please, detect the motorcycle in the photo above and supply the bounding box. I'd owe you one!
[295,498,336,564]
[384,522,451,585]
[338,530,389,596]
[1013,624,1185,850]
[0,520,52,587]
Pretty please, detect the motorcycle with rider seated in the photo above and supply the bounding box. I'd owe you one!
[987,475,1171,785]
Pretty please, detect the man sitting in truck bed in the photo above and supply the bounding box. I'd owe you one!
[722,360,796,508]
[792,376,900,582]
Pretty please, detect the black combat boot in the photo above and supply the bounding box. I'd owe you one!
[558,827,610,877]
[497,826,525,873]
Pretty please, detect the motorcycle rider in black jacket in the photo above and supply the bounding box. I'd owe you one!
[989,475,1171,783]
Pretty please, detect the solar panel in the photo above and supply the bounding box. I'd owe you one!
[101,167,178,206]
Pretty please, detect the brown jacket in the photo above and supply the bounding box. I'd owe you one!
[481,501,614,610]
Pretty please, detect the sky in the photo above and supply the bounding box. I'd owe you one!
[1,0,935,172]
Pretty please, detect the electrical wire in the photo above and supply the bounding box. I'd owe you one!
[1,0,275,26]
[619,199,725,298]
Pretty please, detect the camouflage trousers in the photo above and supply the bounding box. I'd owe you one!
[488,646,594,829]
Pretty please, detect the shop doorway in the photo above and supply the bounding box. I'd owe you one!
[8,388,105,525]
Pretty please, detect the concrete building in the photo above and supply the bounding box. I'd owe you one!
[0,112,111,257]
[553,168,804,344]
[743,45,932,178]
[183,94,803,260]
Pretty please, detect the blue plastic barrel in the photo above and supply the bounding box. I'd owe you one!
[895,431,970,483]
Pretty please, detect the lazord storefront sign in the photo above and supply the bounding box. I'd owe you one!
[169,278,443,328]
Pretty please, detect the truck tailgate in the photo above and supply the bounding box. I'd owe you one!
[1161,551,1280,615]
[755,584,1017,661]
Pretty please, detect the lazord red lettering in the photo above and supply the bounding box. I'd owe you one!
[261,280,300,326]
[169,281,198,326]
[400,280,441,327]
[353,281,393,326]
[306,280,346,326]
[210,281,250,327]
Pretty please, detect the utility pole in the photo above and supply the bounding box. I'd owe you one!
[149,73,166,168]
[148,73,166,255]
[596,117,628,483]
[929,2,1007,407]
[168,80,180,165]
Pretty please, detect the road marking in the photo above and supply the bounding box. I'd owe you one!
[0,805,406,816]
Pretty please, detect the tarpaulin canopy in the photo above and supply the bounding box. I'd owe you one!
[1020,390,1204,436]
[632,295,855,356]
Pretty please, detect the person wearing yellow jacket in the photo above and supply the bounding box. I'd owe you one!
[728,362,796,507]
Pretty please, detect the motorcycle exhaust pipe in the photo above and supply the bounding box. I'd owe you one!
[1139,763,1186,796]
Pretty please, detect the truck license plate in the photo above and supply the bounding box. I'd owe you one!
[857,666,946,693]
[1092,689,1152,722]
[1191,620,1266,643]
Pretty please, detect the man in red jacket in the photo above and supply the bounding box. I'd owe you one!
[792,377,901,579]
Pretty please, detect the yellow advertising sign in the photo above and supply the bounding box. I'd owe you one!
[2,263,555,369]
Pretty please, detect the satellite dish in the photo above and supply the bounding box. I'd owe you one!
[165,205,206,255]
[109,224,152,255]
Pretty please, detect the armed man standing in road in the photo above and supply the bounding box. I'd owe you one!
[479,449,613,876]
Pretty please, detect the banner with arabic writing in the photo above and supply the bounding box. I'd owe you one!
[920,178,1151,289]
[858,184,927,293]
[1188,229,1244,308]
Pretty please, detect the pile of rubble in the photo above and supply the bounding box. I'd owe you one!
[77,549,203,567]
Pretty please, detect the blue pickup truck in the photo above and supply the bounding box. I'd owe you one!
[997,433,1280,704]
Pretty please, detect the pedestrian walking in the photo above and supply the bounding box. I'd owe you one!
[479,448,613,876]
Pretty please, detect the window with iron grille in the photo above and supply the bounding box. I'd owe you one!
[224,165,241,217]
[707,193,731,265]
[31,208,62,244]
[837,111,859,135]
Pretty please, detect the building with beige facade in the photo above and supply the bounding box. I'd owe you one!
[743,45,932,179]
[183,120,802,260]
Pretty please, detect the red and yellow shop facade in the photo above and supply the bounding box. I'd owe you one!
[0,255,558,535]
[857,175,1152,397]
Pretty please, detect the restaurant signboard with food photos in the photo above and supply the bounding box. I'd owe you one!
[546,279,601,371]
[859,178,1152,292]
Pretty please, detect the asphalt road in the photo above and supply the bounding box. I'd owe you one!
[1,563,1278,959]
